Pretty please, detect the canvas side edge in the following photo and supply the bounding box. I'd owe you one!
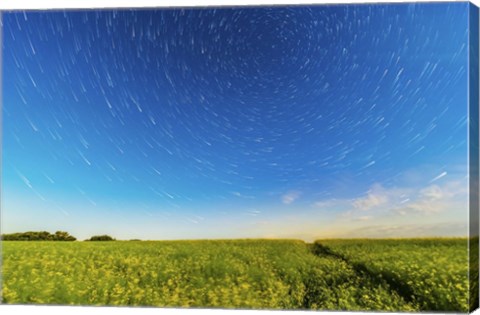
[469,2,480,313]
[0,10,4,306]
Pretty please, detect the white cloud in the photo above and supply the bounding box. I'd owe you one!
[245,209,261,216]
[352,185,388,210]
[243,177,466,240]
[281,191,301,205]
[324,178,468,222]
[396,199,441,215]
[337,222,467,238]
[392,181,467,215]
[420,185,443,200]
[355,216,372,221]
[352,193,388,210]
[348,179,468,218]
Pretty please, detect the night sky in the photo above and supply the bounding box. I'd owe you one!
[2,3,471,240]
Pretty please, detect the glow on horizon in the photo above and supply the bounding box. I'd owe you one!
[2,166,469,241]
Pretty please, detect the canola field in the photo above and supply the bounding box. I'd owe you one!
[1,238,470,312]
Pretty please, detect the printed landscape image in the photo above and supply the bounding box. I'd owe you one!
[1,2,477,313]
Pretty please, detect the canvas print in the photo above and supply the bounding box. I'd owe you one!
[1,1,479,313]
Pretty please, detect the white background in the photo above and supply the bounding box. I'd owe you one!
[0,0,479,314]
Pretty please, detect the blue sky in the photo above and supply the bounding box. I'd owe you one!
[2,3,470,240]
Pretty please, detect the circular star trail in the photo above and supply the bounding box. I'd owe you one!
[2,3,470,239]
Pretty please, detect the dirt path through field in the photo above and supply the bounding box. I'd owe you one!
[310,242,417,307]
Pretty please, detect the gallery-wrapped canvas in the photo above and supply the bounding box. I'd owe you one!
[0,1,479,313]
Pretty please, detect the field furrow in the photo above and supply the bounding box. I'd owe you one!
[315,238,469,312]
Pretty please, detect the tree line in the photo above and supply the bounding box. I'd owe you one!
[1,231,76,241]
[1,231,116,241]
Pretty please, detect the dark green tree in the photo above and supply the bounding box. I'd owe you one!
[1,231,76,241]
[87,235,115,241]
[53,231,77,241]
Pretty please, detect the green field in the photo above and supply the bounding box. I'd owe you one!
[1,238,470,312]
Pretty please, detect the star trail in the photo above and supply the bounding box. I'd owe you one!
[2,3,471,240]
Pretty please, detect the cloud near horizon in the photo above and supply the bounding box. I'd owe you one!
[308,176,469,239]
[333,221,468,239]
[281,191,302,205]
[352,184,389,210]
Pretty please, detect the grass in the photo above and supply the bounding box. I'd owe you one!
[315,238,469,312]
[1,238,470,312]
